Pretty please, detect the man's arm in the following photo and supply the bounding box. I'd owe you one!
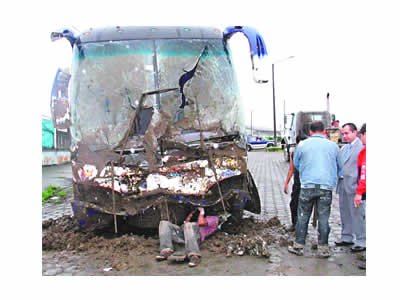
[284,155,295,194]
[293,146,301,171]
[336,146,344,178]
[198,207,208,227]
[354,150,366,207]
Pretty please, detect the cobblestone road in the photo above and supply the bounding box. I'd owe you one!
[247,151,342,245]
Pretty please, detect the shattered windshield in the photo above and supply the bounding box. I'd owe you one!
[70,38,244,149]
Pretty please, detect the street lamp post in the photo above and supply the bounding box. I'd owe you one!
[272,63,277,145]
[271,56,295,146]
[250,110,253,135]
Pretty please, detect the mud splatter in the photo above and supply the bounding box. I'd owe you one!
[43,214,291,271]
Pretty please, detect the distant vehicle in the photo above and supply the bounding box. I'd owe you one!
[281,110,342,161]
[246,135,274,151]
[50,25,268,231]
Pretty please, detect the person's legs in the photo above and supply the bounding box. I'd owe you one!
[338,188,354,243]
[290,186,300,226]
[352,200,366,249]
[157,220,181,260]
[295,188,314,245]
[183,222,201,257]
[159,220,174,252]
[182,222,202,267]
[159,220,184,251]
[317,189,332,245]
[288,188,314,255]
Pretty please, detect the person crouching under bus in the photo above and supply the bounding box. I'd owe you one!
[156,207,218,267]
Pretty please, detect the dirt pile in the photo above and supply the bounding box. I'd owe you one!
[204,216,290,258]
[43,215,291,270]
[43,216,159,252]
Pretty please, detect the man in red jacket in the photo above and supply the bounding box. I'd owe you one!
[353,123,366,254]
[354,124,366,207]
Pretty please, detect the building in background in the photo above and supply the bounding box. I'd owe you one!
[42,68,71,166]
[42,114,71,165]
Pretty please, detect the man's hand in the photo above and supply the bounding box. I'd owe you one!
[354,194,363,208]
[284,183,289,194]
[197,207,207,227]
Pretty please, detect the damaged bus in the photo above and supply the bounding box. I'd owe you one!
[50,26,268,232]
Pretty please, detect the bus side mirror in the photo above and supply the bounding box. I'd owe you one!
[50,28,78,48]
[223,26,269,83]
[331,113,336,122]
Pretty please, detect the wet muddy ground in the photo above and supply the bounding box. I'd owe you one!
[42,152,366,275]
[42,214,365,276]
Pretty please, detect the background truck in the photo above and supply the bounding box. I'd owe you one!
[281,110,341,161]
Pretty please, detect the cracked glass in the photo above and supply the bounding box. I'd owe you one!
[70,38,244,149]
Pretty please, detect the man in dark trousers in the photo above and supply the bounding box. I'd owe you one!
[283,135,304,231]
[289,121,343,258]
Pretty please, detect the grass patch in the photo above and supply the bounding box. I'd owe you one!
[42,185,69,204]
[266,146,283,152]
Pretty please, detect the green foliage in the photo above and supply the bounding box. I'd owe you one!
[42,185,68,204]
[266,146,283,152]
[264,136,282,142]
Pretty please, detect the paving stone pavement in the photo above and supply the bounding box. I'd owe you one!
[42,198,73,221]
[42,151,343,247]
[247,151,342,245]
[42,163,74,221]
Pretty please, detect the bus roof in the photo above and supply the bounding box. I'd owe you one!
[78,26,223,43]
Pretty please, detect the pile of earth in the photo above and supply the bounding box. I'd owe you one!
[42,215,292,271]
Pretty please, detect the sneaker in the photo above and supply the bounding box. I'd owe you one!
[288,242,304,256]
[317,245,330,258]
[188,255,201,267]
[155,248,173,261]
[350,245,366,252]
[358,261,366,270]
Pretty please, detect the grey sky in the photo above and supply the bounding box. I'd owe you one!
[39,0,379,132]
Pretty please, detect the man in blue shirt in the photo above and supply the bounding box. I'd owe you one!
[288,121,343,258]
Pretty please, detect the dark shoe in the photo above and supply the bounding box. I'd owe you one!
[188,255,201,267]
[358,261,366,270]
[335,240,354,246]
[351,245,366,252]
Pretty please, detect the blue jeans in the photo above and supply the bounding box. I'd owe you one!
[295,187,332,246]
